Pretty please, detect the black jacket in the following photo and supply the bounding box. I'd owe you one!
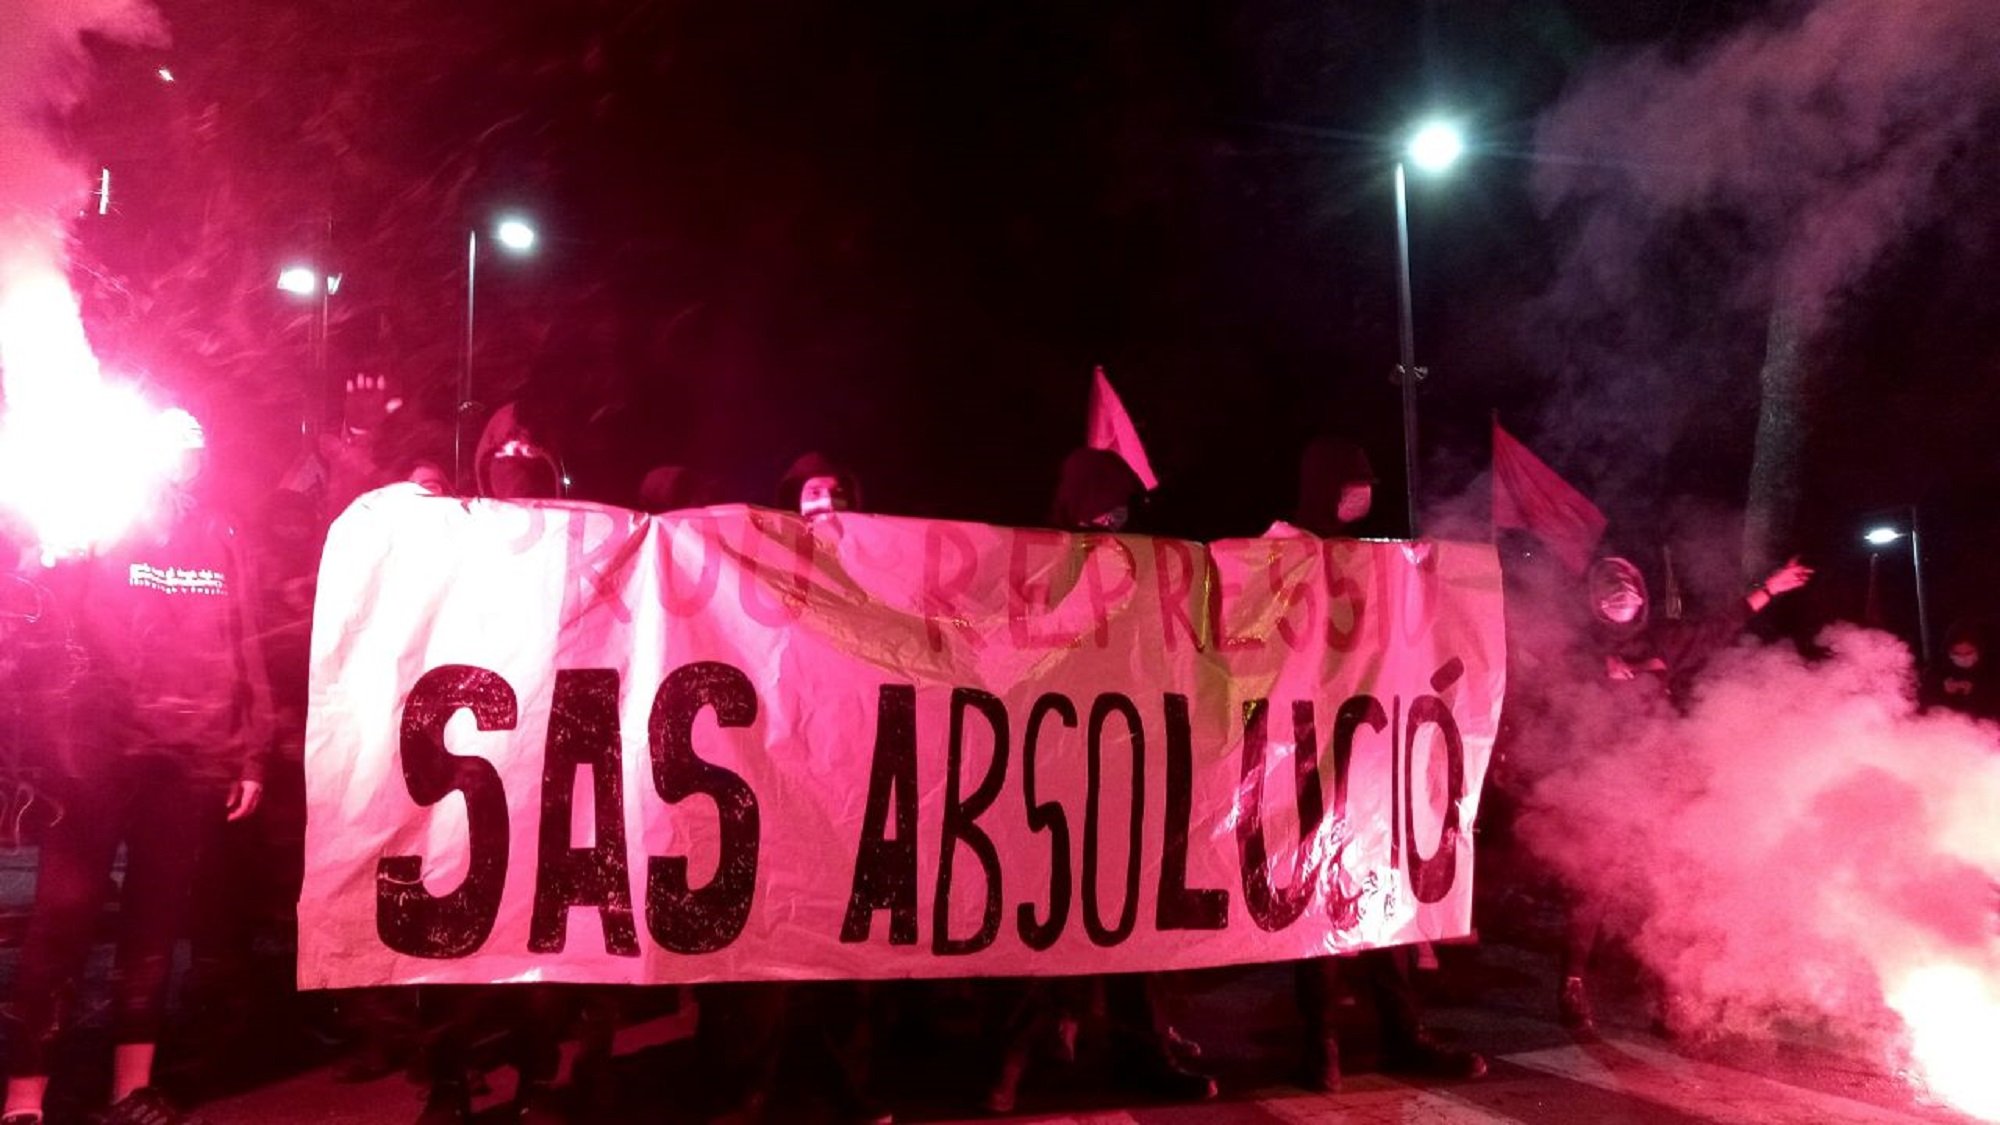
[60,499,273,783]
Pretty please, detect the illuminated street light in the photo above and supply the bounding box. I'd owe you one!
[456,216,541,485]
[1407,121,1465,174]
[1861,506,1931,664]
[277,266,343,296]
[277,266,321,296]
[278,264,343,432]
[495,217,538,253]
[1393,117,1467,537]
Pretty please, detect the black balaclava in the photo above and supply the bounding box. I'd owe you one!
[1587,555,1651,640]
[475,401,564,500]
[638,465,721,513]
[1293,437,1375,537]
[1051,447,1144,531]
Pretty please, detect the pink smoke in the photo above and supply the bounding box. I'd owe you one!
[1533,0,2000,332]
[1516,624,2000,1119]
[1519,0,2000,497]
[0,0,179,559]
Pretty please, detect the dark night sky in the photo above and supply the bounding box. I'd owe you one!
[60,0,2000,633]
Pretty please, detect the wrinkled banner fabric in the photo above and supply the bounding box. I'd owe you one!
[298,487,1504,987]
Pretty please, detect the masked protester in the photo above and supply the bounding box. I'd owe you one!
[976,448,1216,1114]
[1271,437,1488,1092]
[1555,552,1814,1037]
[694,455,890,1125]
[416,408,583,1122]
[1922,622,1998,720]
[777,452,860,518]
[1270,437,1379,539]
[2,410,271,1125]
[475,402,566,501]
[422,398,576,1112]
[1049,447,1145,532]
[637,464,723,513]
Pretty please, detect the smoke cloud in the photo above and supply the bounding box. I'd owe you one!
[0,0,165,389]
[0,0,178,558]
[1521,0,2000,497]
[1513,617,2000,1118]
[1513,21,2000,1101]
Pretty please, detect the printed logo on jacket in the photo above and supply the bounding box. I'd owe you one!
[128,562,229,596]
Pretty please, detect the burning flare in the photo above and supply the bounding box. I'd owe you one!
[0,267,194,562]
[0,0,179,562]
[1889,962,2000,1121]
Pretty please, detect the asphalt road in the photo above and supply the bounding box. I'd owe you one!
[183,943,1977,1125]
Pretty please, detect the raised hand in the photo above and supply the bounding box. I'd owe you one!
[341,373,402,438]
[1763,556,1814,596]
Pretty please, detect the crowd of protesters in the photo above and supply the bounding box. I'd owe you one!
[0,371,1890,1125]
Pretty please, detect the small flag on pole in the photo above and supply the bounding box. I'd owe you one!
[1492,418,1606,575]
[1086,365,1159,490]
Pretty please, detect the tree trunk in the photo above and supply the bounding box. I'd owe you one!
[1742,300,1807,579]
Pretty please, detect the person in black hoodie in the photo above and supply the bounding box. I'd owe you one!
[1921,622,1999,721]
[473,402,567,502]
[1555,551,1812,1037]
[2,410,271,1125]
[1048,447,1145,532]
[637,464,723,513]
[1268,437,1383,540]
[415,404,581,1124]
[700,455,890,1125]
[978,448,1215,1114]
[1274,438,1487,1092]
[776,451,860,518]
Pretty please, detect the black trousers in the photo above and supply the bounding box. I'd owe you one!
[5,755,225,1077]
[419,985,568,1086]
[1294,948,1424,1050]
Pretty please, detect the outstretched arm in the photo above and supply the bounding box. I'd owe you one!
[1746,556,1814,614]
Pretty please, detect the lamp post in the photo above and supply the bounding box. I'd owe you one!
[455,217,539,487]
[1862,505,1931,665]
[277,265,341,435]
[1393,120,1464,539]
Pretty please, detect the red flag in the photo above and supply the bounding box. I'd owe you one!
[1086,365,1159,490]
[1492,420,1606,574]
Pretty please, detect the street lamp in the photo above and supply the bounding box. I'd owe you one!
[276,266,321,297]
[277,265,342,434]
[496,218,537,253]
[1861,505,1931,664]
[456,216,539,486]
[1394,118,1464,538]
[1408,122,1465,173]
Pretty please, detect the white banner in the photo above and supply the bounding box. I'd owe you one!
[298,487,1504,986]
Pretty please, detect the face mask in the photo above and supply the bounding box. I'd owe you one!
[490,456,559,500]
[1587,558,1648,627]
[1336,483,1373,525]
[1597,589,1645,624]
[799,475,849,517]
[1085,505,1129,531]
